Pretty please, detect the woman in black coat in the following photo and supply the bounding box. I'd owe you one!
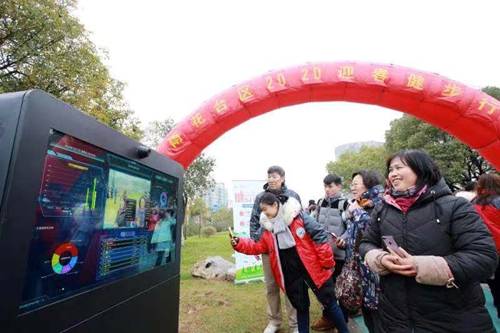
[359,149,497,333]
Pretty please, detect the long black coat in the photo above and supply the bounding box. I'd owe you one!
[360,179,497,333]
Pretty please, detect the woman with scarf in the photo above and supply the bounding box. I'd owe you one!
[336,170,383,332]
[360,149,497,333]
[231,193,349,333]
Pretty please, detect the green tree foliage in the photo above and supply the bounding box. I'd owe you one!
[385,115,493,190]
[326,145,387,188]
[482,86,500,101]
[189,197,209,218]
[0,0,141,139]
[142,118,216,206]
[384,85,498,191]
[326,87,498,190]
[200,226,217,237]
[183,156,216,203]
[210,208,233,232]
[188,197,210,237]
[181,157,216,239]
[142,118,176,148]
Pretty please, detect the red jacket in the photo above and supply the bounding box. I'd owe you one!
[234,197,334,291]
[475,203,500,251]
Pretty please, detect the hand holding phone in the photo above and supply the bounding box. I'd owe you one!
[380,238,417,276]
[336,238,346,249]
[228,227,239,247]
[330,233,346,248]
[382,235,405,257]
[328,232,337,246]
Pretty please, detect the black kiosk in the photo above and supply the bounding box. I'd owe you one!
[0,90,184,332]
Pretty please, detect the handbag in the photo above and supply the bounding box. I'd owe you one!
[335,229,363,313]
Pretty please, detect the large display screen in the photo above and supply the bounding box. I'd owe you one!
[20,130,178,313]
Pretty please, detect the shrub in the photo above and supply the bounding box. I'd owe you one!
[201,226,217,237]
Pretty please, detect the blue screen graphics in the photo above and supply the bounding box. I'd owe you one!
[20,130,178,313]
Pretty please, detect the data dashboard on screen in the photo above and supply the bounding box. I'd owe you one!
[20,130,178,313]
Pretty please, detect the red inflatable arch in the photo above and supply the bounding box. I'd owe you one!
[157,62,500,170]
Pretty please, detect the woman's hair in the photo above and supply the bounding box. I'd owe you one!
[352,170,382,190]
[259,192,280,206]
[386,149,441,187]
[475,173,500,206]
[260,192,290,206]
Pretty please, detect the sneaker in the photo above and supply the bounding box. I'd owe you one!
[263,322,281,333]
[311,316,335,331]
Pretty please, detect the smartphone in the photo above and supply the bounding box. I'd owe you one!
[382,235,404,257]
[228,227,235,238]
[330,232,338,240]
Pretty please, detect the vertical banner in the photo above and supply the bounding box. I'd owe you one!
[232,180,265,284]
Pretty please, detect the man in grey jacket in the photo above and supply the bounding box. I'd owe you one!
[250,165,301,333]
[311,174,350,332]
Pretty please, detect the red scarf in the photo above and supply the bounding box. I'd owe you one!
[384,186,428,213]
[394,196,419,213]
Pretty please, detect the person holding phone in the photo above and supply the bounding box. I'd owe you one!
[230,193,349,333]
[360,149,497,333]
[311,174,350,331]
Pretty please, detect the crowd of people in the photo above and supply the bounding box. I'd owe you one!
[229,149,500,333]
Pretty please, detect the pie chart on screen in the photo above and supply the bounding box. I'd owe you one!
[160,192,168,207]
[51,242,78,274]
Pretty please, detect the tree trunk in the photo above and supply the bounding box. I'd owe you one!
[181,198,190,246]
[181,223,186,246]
[198,215,202,238]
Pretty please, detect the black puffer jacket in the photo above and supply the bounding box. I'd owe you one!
[359,179,497,333]
[249,183,301,241]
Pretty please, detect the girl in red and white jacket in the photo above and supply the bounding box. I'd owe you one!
[231,193,349,333]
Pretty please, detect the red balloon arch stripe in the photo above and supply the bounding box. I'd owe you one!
[157,62,500,170]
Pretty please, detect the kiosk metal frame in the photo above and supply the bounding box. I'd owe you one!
[0,90,184,333]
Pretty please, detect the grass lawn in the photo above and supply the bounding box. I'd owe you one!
[179,232,328,333]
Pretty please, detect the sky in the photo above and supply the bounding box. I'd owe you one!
[75,0,500,204]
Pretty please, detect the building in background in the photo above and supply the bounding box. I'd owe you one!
[334,141,384,159]
[203,183,228,212]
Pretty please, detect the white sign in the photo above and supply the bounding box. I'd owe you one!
[232,180,265,284]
